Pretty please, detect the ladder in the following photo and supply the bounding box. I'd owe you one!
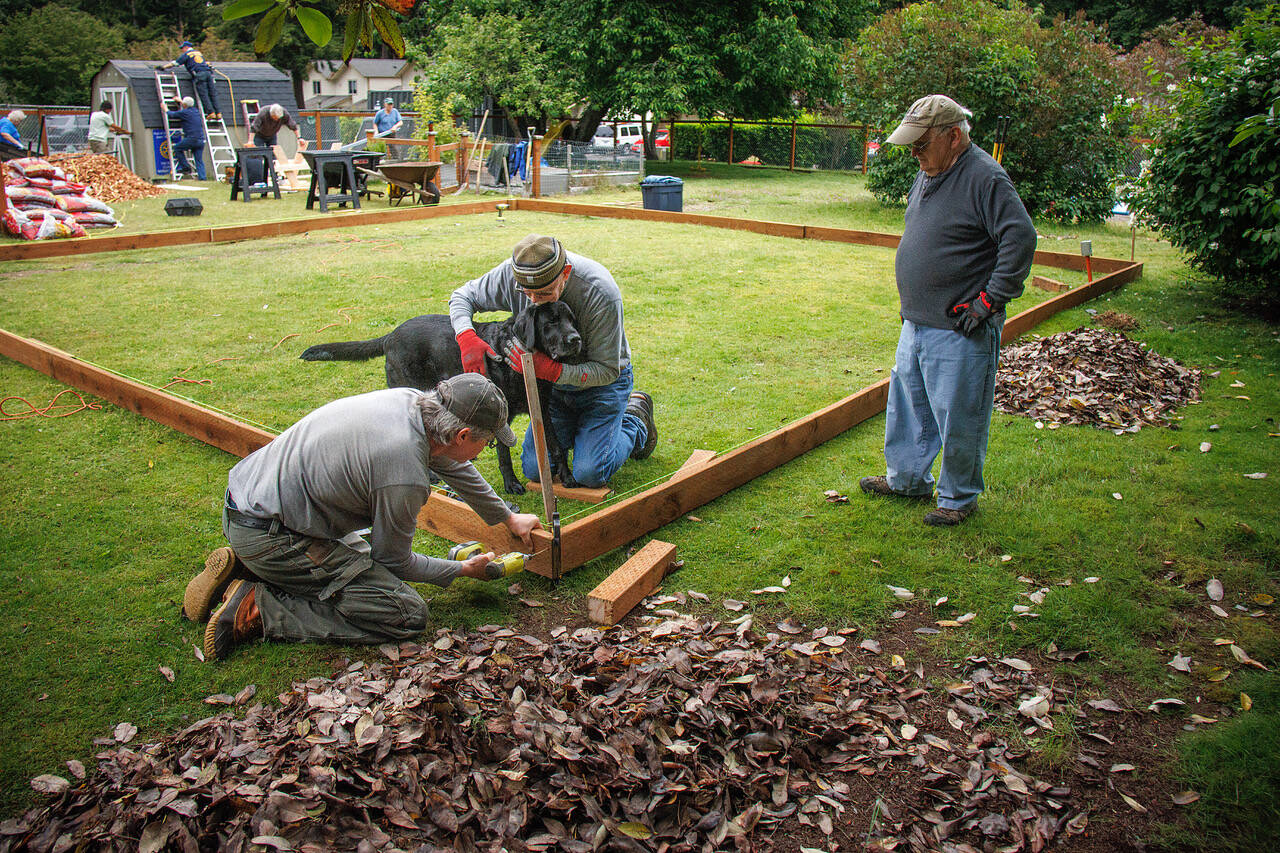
[154,69,236,182]
[154,70,182,180]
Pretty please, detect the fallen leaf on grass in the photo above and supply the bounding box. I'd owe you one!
[1112,492,1123,500]
[1252,593,1274,606]
[204,693,236,705]
[723,599,745,611]
[859,639,882,654]
[1189,713,1218,724]
[1230,644,1270,670]
[617,822,653,840]
[1199,442,1212,453]
[250,837,294,851]
[1209,604,1230,618]
[31,775,70,795]
[65,760,85,780]
[234,684,257,705]
[956,612,976,623]
[158,665,175,682]
[1171,791,1201,806]
[1206,578,1224,601]
[1148,697,1187,712]
[113,722,137,744]
[192,645,205,662]
[1205,666,1232,682]
[1242,472,1268,479]
[1088,698,1124,713]
[1168,654,1192,672]
[1241,693,1252,711]
[900,724,918,740]
[999,657,1033,672]
[1084,576,1100,583]
[1018,696,1050,718]
[886,585,914,600]
[823,490,848,503]
[1110,763,1136,773]
[1120,792,1148,813]
[520,598,544,608]
[750,587,787,595]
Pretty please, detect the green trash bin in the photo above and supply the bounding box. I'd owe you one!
[640,175,683,212]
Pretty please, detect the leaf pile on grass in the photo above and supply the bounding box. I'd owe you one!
[995,327,1200,434]
[46,153,167,203]
[6,614,1104,853]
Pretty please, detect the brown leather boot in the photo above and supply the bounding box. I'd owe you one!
[183,547,247,622]
[204,579,262,660]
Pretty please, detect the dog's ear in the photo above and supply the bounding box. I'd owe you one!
[515,305,538,349]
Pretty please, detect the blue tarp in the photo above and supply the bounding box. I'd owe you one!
[641,175,682,186]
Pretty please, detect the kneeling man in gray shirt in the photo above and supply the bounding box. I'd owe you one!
[184,374,542,660]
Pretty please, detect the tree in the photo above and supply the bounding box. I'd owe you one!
[842,0,1132,222]
[1110,14,1227,138]
[413,0,871,153]
[1129,6,1280,314]
[0,3,125,105]
[1034,1,1245,48]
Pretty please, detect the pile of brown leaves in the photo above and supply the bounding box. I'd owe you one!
[3,609,1112,853]
[996,326,1200,433]
[45,153,166,203]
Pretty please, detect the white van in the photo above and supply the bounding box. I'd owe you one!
[592,122,644,151]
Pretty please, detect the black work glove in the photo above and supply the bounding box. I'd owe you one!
[949,291,997,338]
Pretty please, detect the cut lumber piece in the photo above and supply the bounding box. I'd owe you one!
[587,540,678,624]
[668,449,716,484]
[526,480,612,503]
[0,327,274,458]
[1031,274,1070,293]
[1003,263,1142,342]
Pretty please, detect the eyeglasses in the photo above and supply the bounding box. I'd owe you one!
[911,127,952,154]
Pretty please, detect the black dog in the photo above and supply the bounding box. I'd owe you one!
[300,302,586,493]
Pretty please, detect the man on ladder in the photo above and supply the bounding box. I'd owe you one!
[160,41,222,120]
[167,97,206,180]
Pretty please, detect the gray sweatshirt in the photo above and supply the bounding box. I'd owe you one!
[449,250,630,388]
[895,144,1037,330]
[226,388,511,586]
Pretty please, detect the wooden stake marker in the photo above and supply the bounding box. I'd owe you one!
[587,540,678,624]
[1031,274,1070,293]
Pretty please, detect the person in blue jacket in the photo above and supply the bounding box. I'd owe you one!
[167,97,207,180]
[161,41,222,120]
[0,110,25,148]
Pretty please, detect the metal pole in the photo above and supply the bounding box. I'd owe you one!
[789,119,796,171]
[727,117,734,165]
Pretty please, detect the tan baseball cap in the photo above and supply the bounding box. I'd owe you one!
[885,95,972,145]
[437,374,517,447]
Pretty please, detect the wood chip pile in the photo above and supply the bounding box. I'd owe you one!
[6,613,1103,852]
[45,153,167,203]
[995,326,1201,433]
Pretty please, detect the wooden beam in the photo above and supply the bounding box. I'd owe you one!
[556,379,891,569]
[415,495,555,577]
[586,540,678,624]
[526,481,612,503]
[1031,274,1070,293]
[1003,262,1142,342]
[0,327,275,458]
[667,449,716,484]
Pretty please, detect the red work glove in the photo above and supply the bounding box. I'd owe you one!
[503,339,564,382]
[949,291,997,338]
[456,328,496,376]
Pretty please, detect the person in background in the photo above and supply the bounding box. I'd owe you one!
[373,97,404,158]
[160,41,222,120]
[184,375,543,661]
[249,104,299,148]
[450,234,657,489]
[0,110,25,148]
[87,101,130,154]
[859,94,1036,526]
[167,97,207,180]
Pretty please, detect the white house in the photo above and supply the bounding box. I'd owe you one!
[304,59,418,110]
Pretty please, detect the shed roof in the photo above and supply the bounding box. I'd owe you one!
[312,59,411,80]
[96,60,297,130]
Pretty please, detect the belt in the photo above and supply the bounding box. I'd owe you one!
[226,505,274,531]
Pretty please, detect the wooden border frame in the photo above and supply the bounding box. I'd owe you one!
[1,202,1142,578]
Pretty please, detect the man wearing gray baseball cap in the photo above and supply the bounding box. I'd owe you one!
[449,234,657,488]
[185,374,542,660]
[860,94,1036,526]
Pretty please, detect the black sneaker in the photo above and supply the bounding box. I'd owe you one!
[626,391,657,460]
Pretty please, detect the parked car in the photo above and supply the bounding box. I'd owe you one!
[592,122,643,150]
[627,130,670,154]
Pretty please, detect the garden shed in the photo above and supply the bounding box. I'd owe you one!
[88,60,299,180]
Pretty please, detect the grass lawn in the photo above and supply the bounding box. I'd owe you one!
[2,162,1277,847]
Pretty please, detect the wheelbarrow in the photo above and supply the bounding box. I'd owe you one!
[356,160,443,205]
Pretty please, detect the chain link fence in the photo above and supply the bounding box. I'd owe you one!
[669,119,880,173]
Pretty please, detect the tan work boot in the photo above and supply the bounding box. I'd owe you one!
[204,579,262,660]
[923,505,975,527]
[183,547,247,622]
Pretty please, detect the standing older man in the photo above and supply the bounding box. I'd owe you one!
[184,375,542,660]
[860,95,1036,526]
[373,97,404,158]
[249,104,298,148]
[0,110,25,148]
[450,235,657,488]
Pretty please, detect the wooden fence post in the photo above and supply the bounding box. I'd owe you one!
[427,130,436,161]
[727,117,734,165]
[457,130,471,187]
[789,119,797,171]
[532,134,542,198]
[862,125,870,175]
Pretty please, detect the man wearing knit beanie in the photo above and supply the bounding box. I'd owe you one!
[449,234,656,487]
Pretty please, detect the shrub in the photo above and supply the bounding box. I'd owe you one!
[840,0,1131,222]
[865,144,918,206]
[1129,6,1280,314]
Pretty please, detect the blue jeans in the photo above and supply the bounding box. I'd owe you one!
[172,136,205,179]
[192,72,221,116]
[520,366,647,487]
[883,317,1003,510]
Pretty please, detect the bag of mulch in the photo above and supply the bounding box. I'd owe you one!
[34,213,86,240]
[56,194,113,215]
[4,173,30,187]
[50,179,89,195]
[72,211,119,228]
[24,207,77,223]
[7,186,59,208]
[1,207,40,240]
[7,157,62,180]
[22,175,55,190]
